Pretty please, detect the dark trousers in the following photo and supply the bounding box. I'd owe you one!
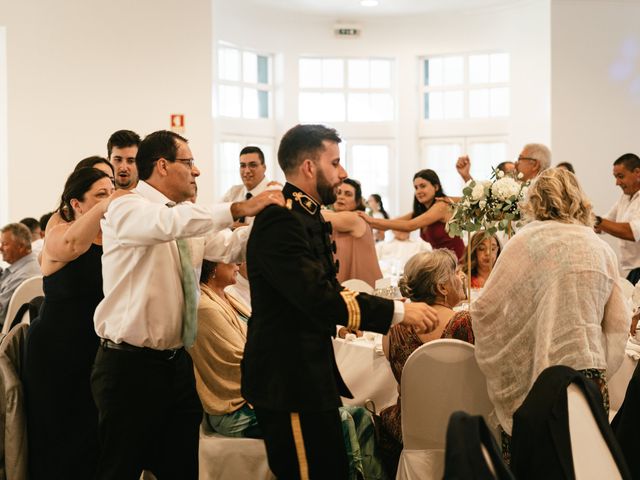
[90,345,203,480]
[627,267,640,286]
[254,407,349,480]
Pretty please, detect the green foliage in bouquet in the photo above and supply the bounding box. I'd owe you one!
[446,168,530,239]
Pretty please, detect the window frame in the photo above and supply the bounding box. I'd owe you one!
[420,51,510,122]
[298,56,396,124]
[420,135,510,197]
[215,42,274,120]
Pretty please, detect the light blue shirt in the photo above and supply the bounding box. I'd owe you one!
[0,252,41,325]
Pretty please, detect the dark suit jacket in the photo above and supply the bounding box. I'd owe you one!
[241,183,394,412]
[611,360,640,479]
[444,411,514,480]
[511,365,631,480]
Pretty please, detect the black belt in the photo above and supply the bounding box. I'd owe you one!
[100,338,183,360]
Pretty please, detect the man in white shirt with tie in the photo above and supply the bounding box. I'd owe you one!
[91,130,283,479]
[221,146,271,226]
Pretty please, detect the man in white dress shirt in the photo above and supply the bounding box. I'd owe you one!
[91,130,283,479]
[221,146,271,226]
[456,143,550,183]
[595,153,640,284]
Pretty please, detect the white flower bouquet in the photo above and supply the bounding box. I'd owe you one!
[446,169,530,239]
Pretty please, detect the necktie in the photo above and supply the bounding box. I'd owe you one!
[237,191,253,223]
[176,238,198,347]
[166,202,198,347]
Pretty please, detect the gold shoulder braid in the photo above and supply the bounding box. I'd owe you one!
[286,199,293,210]
[339,289,361,331]
[292,191,318,215]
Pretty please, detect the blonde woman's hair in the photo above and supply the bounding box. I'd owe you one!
[399,249,457,304]
[521,167,593,226]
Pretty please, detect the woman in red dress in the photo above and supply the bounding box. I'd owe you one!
[361,169,464,260]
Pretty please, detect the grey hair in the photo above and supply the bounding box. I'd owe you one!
[523,143,551,171]
[398,249,457,304]
[1,223,33,250]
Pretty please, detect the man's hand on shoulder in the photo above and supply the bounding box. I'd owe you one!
[401,302,439,334]
[231,190,285,219]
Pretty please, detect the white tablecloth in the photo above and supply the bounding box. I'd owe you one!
[333,335,398,411]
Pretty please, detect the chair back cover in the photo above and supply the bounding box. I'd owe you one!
[568,383,623,480]
[341,278,374,294]
[199,419,274,480]
[3,276,43,334]
[400,339,493,450]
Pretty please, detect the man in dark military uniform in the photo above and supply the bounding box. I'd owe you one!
[242,124,438,479]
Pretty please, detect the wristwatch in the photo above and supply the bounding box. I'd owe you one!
[594,215,602,226]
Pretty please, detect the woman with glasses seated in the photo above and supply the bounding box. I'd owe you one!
[377,249,474,477]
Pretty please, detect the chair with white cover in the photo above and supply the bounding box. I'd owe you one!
[3,276,43,334]
[198,418,275,480]
[568,383,624,480]
[341,278,374,294]
[396,339,493,480]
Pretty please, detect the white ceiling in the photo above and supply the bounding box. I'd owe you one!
[247,0,520,17]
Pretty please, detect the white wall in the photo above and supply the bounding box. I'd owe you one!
[551,0,640,216]
[0,0,214,222]
[0,27,8,226]
[8,0,636,225]
[213,0,551,215]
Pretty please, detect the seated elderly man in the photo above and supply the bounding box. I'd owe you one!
[0,223,41,325]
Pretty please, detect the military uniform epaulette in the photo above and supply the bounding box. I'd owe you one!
[283,187,320,216]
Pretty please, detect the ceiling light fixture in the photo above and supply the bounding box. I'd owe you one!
[360,0,379,7]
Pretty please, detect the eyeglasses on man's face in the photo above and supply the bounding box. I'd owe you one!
[175,158,195,169]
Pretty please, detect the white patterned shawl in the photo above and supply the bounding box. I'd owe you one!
[472,220,630,434]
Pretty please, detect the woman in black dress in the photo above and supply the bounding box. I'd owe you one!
[24,166,122,479]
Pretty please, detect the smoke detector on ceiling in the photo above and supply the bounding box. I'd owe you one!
[334,23,362,38]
